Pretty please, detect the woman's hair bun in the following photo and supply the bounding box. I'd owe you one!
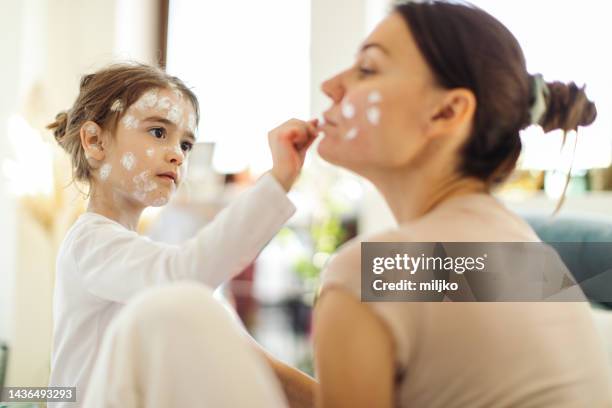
[540,81,597,132]
[47,111,69,144]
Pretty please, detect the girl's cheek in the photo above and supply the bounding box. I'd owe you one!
[339,89,384,141]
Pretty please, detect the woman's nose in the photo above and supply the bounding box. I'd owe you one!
[321,72,346,104]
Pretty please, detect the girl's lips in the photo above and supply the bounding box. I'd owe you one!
[157,174,176,184]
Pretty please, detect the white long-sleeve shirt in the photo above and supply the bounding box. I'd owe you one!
[48,173,296,408]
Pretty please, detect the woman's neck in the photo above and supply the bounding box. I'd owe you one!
[368,164,488,225]
[87,185,144,231]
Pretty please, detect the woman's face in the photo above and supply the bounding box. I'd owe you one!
[318,12,443,174]
[93,87,196,207]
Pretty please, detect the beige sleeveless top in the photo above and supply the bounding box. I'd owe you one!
[320,193,612,407]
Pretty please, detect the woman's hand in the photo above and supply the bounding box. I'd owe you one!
[268,118,319,191]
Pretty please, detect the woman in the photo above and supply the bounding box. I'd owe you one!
[83,1,612,407]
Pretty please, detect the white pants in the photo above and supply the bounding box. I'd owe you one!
[83,282,289,408]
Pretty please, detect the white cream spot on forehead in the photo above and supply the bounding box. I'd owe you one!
[342,101,355,119]
[156,97,172,111]
[85,123,97,135]
[345,127,358,140]
[135,89,159,111]
[146,148,155,157]
[121,152,136,170]
[167,104,183,124]
[99,163,112,180]
[368,91,382,104]
[122,115,139,129]
[367,106,380,126]
[110,99,124,112]
[187,113,196,133]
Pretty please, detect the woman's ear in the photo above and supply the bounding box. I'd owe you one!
[427,88,476,139]
[80,121,106,161]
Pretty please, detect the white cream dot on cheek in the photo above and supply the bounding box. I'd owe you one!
[342,101,356,119]
[99,163,112,180]
[122,115,139,129]
[368,91,382,104]
[367,106,381,126]
[146,148,155,157]
[345,128,359,140]
[131,170,159,203]
[121,152,136,170]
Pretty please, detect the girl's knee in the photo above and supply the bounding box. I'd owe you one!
[116,281,225,333]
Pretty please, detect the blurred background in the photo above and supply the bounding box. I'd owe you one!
[1,0,612,394]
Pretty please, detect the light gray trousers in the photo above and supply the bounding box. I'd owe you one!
[83,282,289,407]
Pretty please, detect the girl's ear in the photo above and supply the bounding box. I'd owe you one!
[427,88,476,140]
[80,121,106,161]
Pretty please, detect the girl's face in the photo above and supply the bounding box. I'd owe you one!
[93,87,196,207]
[317,12,443,175]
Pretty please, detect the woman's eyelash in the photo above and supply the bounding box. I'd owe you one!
[148,127,167,139]
[358,66,376,77]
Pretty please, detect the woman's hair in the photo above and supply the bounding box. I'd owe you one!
[394,0,597,186]
[47,63,200,184]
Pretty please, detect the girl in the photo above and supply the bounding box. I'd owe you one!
[46,63,318,408]
[85,2,612,407]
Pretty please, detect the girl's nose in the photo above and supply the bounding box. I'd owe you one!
[166,145,184,166]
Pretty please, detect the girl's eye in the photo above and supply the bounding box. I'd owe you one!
[148,127,166,139]
[181,141,194,153]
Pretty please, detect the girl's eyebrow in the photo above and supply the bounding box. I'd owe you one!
[143,116,195,142]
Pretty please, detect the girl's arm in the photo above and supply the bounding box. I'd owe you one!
[73,171,295,303]
[261,351,317,408]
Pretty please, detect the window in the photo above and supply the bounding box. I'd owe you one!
[166,1,311,174]
[472,0,612,171]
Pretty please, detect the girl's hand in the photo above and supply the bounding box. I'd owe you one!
[268,118,319,191]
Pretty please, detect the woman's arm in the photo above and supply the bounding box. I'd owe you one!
[313,287,396,408]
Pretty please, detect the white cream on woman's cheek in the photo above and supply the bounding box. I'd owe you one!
[340,90,383,140]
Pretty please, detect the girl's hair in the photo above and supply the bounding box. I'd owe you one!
[394,1,597,187]
[47,63,200,184]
